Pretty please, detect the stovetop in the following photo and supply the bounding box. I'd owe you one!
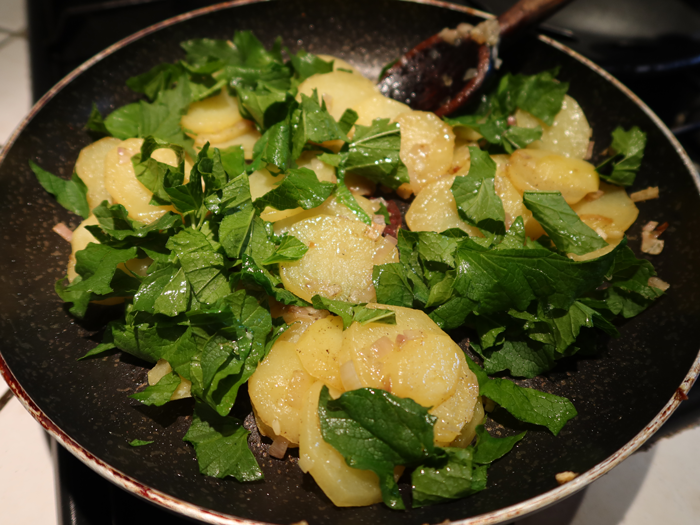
[2,0,698,524]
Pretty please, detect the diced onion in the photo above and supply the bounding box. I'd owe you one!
[648,276,670,291]
[282,306,329,324]
[340,360,363,391]
[52,222,73,242]
[269,435,289,459]
[370,336,394,359]
[630,186,659,202]
[555,471,579,485]
[642,221,658,232]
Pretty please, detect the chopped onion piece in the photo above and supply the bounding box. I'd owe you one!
[269,435,289,459]
[584,140,595,161]
[282,306,329,324]
[584,190,604,202]
[648,276,670,291]
[370,336,394,359]
[642,221,658,232]
[641,231,664,254]
[340,360,363,391]
[52,222,73,242]
[630,186,659,202]
[555,471,579,485]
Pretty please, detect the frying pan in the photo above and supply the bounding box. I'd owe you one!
[0,1,698,524]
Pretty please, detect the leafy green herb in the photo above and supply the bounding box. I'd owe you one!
[466,357,577,435]
[129,439,154,447]
[30,161,90,218]
[311,295,396,329]
[253,167,336,212]
[523,191,607,255]
[130,372,180,406]
[596,126,647,186]
[183,402,263,481]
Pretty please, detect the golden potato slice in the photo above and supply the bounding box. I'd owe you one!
[297,70,378,122]
[450,138,473,177]
[279,215,398,303]
[74,136,122,211]
[515,95,592,159]
[67,214,99,282]
[248,340,314,445]
[396,111,455,194]
[298,381,382,507]
[507,148,599,205]
[204,127,261,159]
[430,366,480,446]
[353,93,411,126]
[272,194,378,235]
[383,333,463,408]
[338,304,449,389]
[181,89,244,135]
[567,239,620,262]
[451,397,485,448]
[405,175,481,236]
[571,182,639,241]
[103,138,181,223]
[295,316,345,391]
[492,154,545,239]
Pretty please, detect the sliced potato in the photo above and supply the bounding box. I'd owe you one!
[273,194,378,234]
[74,136,122,211]
[279,215,398,303]
[451,397,485,448]
[450,138,473,177]
[204,127,261,159]
[405,175,481,236]
[298,381,382,507]
[515,95,592,159]
[396,111,455,194]
[248,340,314,445]
[103,138,182,223]
[297,70,377,121]
[181,89,244,135]
[430,366,480,446]
[354,93,411,126]
[507,148,599,205]
[571,182,639,241]
[492,154,545,239]
[67,214,99,282]
[295,316,345,391]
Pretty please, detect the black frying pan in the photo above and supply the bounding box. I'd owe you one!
[0,1,698,524]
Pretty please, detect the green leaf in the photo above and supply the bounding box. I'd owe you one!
[341,119,409,189]
[129,372,180,406]
[30,161,90,218]
[85,103,109,135]
[480,338,556,378]
[373,263,416,308]
[289,49,334,82]
[253,167,336,212]
[466,357,577,435]
[291,92,349,159]
[451,148,505,235]
[166,229,231,305]
[333,176,372,225]
[597,126,647,186]
[472,425,526,464]
[126,63,183,101]
[68,244,139,295]
[183,402,263,482]
[495,69,569,126]
[523,191,607,255]
[412,447,484,507]
[318,386,436,510]
[311,295,396,330]
[261,234,308,264]
[129,439,154,447]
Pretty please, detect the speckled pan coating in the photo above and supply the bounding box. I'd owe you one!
[0,1,698,524]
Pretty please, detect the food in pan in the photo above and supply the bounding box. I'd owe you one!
[31,31,666,509]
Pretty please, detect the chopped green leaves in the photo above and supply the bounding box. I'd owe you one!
[597,126,647,186]
[311,295,396,329]
[30,161,90,218]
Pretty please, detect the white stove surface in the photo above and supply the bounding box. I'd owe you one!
[0,1,697,524]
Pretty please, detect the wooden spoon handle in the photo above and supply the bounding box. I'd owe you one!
[498,0,573,38]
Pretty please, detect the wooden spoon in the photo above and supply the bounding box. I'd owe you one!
[377,0,573,116]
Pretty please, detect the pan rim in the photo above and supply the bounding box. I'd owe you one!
[0,1,698,524]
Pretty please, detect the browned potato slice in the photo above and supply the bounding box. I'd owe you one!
[297,70,377,121]
[405,175,481,236]
[382,333,463,407]
[74,136,122,211]
[571,182,639,241]
[567,240,620,262]
[103,138,185,223]
[354,93,411,126]
[248,340,314,445]
[298,381,382,506]
[294,316,345,391]
[396,111,455,194]
[181,90,252,151]
[430,366,480,446]
[492,154,545,239]
[279,215,398,303]
[507,148,599,205]
[451,397,485,448]
[515,95,592,159]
